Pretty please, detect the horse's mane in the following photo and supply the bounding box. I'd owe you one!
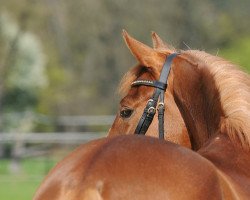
[184,50,250,150]
[119,49,250,150]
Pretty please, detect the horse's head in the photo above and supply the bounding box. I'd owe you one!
[108,31,191,148]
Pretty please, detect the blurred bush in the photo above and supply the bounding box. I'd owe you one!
[0,0,249,132]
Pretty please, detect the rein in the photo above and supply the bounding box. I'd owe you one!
[131,53,180,139]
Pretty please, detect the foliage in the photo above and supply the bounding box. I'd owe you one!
[0,0,250,132]
[219,37,250,72]
[0,12,48,132]
[0,12,47,132]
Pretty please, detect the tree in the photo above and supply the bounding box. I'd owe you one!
[0,12,47,132]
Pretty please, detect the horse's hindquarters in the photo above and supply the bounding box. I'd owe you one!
[34,135,230,200]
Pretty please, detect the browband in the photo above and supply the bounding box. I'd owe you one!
[131,80,167,90]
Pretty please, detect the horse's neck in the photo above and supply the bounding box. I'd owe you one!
[172,60,250,193]
[171,59,223,150]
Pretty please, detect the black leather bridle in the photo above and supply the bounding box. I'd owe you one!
[131,53,180,139]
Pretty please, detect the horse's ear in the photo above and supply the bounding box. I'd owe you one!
[151,32,175,52]
[122,30,164,68]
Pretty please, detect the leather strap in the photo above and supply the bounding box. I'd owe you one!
[131,80,167,90]
[132,53,180,138]
[159,53,179,85]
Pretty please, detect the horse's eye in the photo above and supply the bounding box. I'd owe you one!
[120,108,133,119]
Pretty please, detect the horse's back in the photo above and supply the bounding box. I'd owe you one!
[34,135,228,200]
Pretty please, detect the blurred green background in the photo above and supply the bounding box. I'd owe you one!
[0,0,250,199]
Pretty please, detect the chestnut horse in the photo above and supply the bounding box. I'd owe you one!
[108,31,250,197]
[33,31,250,199]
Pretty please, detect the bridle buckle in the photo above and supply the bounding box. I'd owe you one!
[157,102,165,111]
[147,107,156,115]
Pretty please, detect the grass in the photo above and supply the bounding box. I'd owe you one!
[0,174,43,200]
[0,158,58,200]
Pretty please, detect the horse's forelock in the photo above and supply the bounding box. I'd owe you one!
[118,65,155,98]
[118,65,141,98]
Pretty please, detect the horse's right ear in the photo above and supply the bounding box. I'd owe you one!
[151,32,175,52]
[122,30,165,68]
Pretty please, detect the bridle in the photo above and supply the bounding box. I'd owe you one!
[131,53,180,139]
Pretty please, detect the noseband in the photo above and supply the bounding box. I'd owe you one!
[131,53,180,139]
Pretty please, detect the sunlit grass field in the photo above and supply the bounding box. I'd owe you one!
[0,158,57,200]
[0,174,42,200]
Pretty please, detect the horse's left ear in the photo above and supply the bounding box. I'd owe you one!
[122,30,165,68]
[151,32,175,52]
